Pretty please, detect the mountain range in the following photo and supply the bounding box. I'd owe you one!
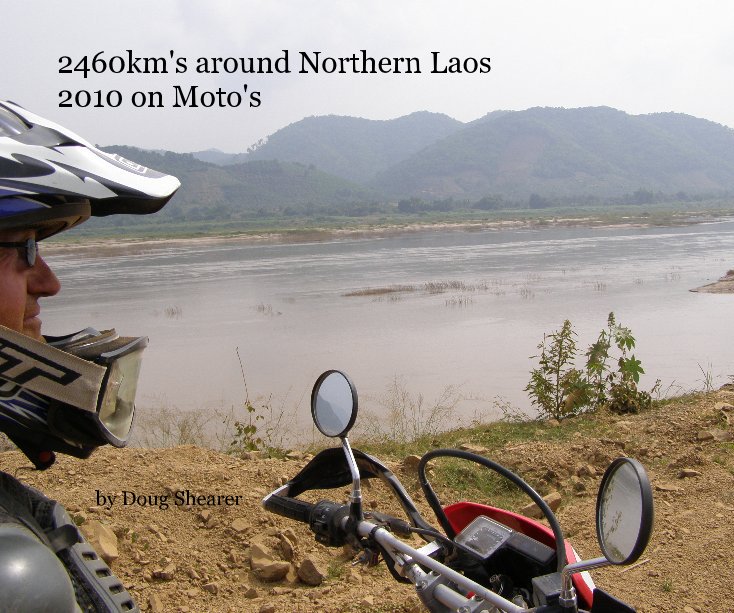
[99,106,734,224]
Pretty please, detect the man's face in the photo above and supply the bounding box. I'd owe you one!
[0,229,61,340]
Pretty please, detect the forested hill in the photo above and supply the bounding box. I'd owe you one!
[100,146,378,222]
[97,107,734,225]
[372,107,734,199]
[196,111,464,183]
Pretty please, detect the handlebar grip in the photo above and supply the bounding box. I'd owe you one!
[263,494,315,524]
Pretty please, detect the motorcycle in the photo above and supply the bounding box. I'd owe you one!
[263,370,654,612]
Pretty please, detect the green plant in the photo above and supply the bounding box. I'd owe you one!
[229,402,264,452]
[697,361,715,392]
[584,314,615,407]
[525,320,590,419]
[526,313,654,419]
[226,348,292,456]
[603,314,654,414]
[228,347,264,453]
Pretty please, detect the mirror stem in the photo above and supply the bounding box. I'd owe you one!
[341,436,364,522]
[559,556,610,610]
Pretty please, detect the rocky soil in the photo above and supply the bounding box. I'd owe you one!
[2,389,733,613]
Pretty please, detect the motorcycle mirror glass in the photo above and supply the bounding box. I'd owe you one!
[596,457,654,565]
[311,370,358,438]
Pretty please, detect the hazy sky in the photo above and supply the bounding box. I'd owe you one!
[4,1,733,153]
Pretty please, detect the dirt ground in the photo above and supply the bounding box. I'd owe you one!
[2,389,732,613]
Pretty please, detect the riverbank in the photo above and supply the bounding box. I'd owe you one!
[42,208,733,258]
[3,389,732,612]
[691,269,734,293]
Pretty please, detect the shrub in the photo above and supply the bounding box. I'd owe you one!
[526,313,655,420]
[525,320,590,419]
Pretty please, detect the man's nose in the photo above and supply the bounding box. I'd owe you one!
[28,255,61,297]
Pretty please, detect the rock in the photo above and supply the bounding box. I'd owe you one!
[361,596,375,608]
[655,483,682,493]
[231,518,249,533]
[81,520,119,564]
[279,533,296,561]
[678,468,702,478]
[522,491,563,518]
[544,491,562,512]
[696,430,715,441]
[713,430,734,442]
[297,557,326,586]
[202,582,219,594]
[251,542,274,565]
[259,605,276,613]
[250,544,290,581]
[254,561,290,582]
[199,510,212,522]
[270,587,292,595]
[347,569,363,585]
[284,563,299,585]
[576,464,595,478]
[520,501,541,518]
[281,528,298,547]
[154,563,177,581]
[403,455,421,470]
[243,586,259,599]
[459,443,489,455]
[149,594,164,613]
[715,402,734,425]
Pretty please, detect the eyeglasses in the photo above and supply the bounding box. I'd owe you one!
[0,237,37,267]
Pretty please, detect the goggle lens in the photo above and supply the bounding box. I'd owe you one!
[97,347,145,441]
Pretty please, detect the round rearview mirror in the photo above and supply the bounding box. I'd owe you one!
[596,457,654,565]
[311,370,358,438]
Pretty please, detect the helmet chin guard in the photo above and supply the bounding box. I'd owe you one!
[0,325,147,469]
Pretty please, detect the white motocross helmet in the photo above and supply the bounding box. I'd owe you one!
[0,100,179,236]
[0,100,180,468]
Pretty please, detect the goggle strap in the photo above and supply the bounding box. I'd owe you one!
[0,324,105,412]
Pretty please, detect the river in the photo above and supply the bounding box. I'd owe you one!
[42,219,734,441]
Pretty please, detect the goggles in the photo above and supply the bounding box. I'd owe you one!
[0,237,37,267]
[0,325,146,448]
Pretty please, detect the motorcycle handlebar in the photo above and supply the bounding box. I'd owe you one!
[262,493,315,524]
[262,491,563,613]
